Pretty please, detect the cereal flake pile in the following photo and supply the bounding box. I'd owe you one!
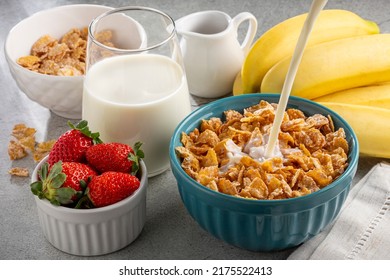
[8,124,55,177]
[176,100,349,200]
[17,27,114,76]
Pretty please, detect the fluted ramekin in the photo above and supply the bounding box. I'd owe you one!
[31,156,147,256]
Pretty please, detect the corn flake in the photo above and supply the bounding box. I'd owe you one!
[16,55,40,70]
[17,27,115,76]
[8,124,55,169]
[33,139,56,162]
[8,140,28,160]
[8,167,29,177]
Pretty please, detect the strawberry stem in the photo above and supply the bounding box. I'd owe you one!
[74,194,93,209]
[67,120,103,144]
[30,161,76,206]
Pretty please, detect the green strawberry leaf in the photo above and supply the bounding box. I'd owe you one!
[74,194,93,209]
[90,132,103,144]
[30,181,42,196]
[38,163,49,181]
[55,187,77,205]
[67,120,103,144]
[49,198,61,206]
[128,141,144,175]
[75,120,88,130]
[129,153,140,175]
[31,161,74,206]
[47,161,63,181]
[32,164,48,198]
[51,173,66,189]
[74,197,85,209]
[79,179,88,191]
[74,191,83,200]
[134,142,145,159]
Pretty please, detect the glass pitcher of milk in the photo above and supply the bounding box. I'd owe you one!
[83,6,192,177]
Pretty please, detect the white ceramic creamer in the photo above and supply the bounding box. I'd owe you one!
[176,10,257,98]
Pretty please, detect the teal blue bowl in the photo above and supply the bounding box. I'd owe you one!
[169,94,359,251]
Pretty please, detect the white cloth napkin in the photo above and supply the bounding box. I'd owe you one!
[288,162,390,260]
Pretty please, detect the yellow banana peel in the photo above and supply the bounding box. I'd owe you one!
[261,34,390,99]
[314,83,390,109]
[239,9,379,94]
[233,72,243,96]
[319,102,390,158]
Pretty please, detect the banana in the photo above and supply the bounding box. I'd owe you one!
[314,83,390,109]
[261,34,390,99]
[233,72,243,96]
[239,9,379,94]
[319,102,390,158]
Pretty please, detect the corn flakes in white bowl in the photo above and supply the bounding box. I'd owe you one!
[5,4,145,119]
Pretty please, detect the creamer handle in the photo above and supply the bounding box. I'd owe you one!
[231,12,258,56]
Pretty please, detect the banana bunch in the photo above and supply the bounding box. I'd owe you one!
[236,9,379,94]
[234,9,390,158]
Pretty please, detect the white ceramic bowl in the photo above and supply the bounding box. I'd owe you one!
[31,156,148,256]
[5,4,114,119]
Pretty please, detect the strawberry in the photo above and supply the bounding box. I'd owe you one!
[86,142,144,175]
[48,120,102,166]
[30,161,97,205]
[86,172,140,208]
[61,162,97,194]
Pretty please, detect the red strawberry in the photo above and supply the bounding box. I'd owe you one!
[86,172,140,207]
[61,162,97,194]
[30,161,97,205]
[48,120,102,166]
[86,142,144,174]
